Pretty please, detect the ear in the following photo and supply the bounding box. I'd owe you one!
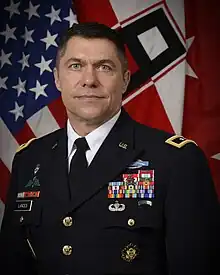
[122,70,131,94]
[53,67,61,92]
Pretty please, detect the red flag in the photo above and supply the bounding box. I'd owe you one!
[183,0,220,198]
[75,0,220,199]
[75,0,186,135]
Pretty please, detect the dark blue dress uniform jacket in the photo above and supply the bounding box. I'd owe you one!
[0,110,219,275]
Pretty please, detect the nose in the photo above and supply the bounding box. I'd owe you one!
[80,66,98,88]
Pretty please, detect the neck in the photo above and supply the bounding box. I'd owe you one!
[67,112,118,136]
[69,120,101,136]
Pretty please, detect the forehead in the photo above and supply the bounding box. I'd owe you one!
[61,36,120,62]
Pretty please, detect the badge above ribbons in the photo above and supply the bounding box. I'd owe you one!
[108,169,155,199]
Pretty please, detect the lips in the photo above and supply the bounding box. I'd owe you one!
[75,95,105,99]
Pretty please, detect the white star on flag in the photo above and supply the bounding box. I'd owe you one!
[18,53,30,71]
[186,36,198,79]
[0,0,77,229]
[35,56,53,75]
[12,77,26,97]
[4,0,20,19]
[45,6,61,25]
[30,80,48,100]
[0,76,8,89]
[64,9,77,27]
[212,153,220,161]
[24,2,40,20]
[9,101,24,121]
[0,24,17,43]
[21,27,34,46]
[0,49,12,68]
[41,30,58,50]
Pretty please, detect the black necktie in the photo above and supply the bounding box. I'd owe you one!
[69,137,89,186]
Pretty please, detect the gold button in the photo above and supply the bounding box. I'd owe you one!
[62,245,72,256]
[63,217,73,227]
[128,218,135,227]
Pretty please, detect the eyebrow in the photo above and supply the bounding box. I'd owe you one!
[95,59,116,69]
[65,57,116,68]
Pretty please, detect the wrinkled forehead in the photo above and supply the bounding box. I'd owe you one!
[60,36,121,63]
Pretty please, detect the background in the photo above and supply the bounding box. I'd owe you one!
[0,0,219,227]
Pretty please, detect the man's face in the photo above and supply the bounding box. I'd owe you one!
[54,36,130,126]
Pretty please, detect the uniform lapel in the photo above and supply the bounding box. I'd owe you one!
[42,128,70,203]
[67,110,144,212]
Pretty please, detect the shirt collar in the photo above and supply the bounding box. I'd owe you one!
[67,110,121,157]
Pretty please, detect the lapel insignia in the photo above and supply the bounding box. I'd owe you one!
[121,243,139,262]
[119,142,128,149]
[108,170,155,199]
[108,200,125,212]
[17,191,40,198]
[52,142,58,150]
[128,159,149,169]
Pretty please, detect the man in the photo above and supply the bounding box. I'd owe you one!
[0,22,219,275]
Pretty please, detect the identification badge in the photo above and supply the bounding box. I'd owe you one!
[14,200,33,212]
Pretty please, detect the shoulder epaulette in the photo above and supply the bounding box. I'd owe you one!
[16,138,36,153]
[165,135,197,148]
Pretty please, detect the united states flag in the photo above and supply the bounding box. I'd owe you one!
[0,0,77,225]
[1,0,220,227]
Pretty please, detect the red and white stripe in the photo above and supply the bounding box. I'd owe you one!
[0,97,66,224]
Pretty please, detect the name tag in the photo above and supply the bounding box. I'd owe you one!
[14,200,33,211]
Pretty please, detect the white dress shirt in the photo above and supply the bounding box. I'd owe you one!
[67,110,121,170]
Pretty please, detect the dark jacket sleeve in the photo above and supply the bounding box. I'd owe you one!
[165,145,220,275]
[0,153,37,275]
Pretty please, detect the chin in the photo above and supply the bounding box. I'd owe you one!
[84,114,105,124]
[76,109,101,119]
